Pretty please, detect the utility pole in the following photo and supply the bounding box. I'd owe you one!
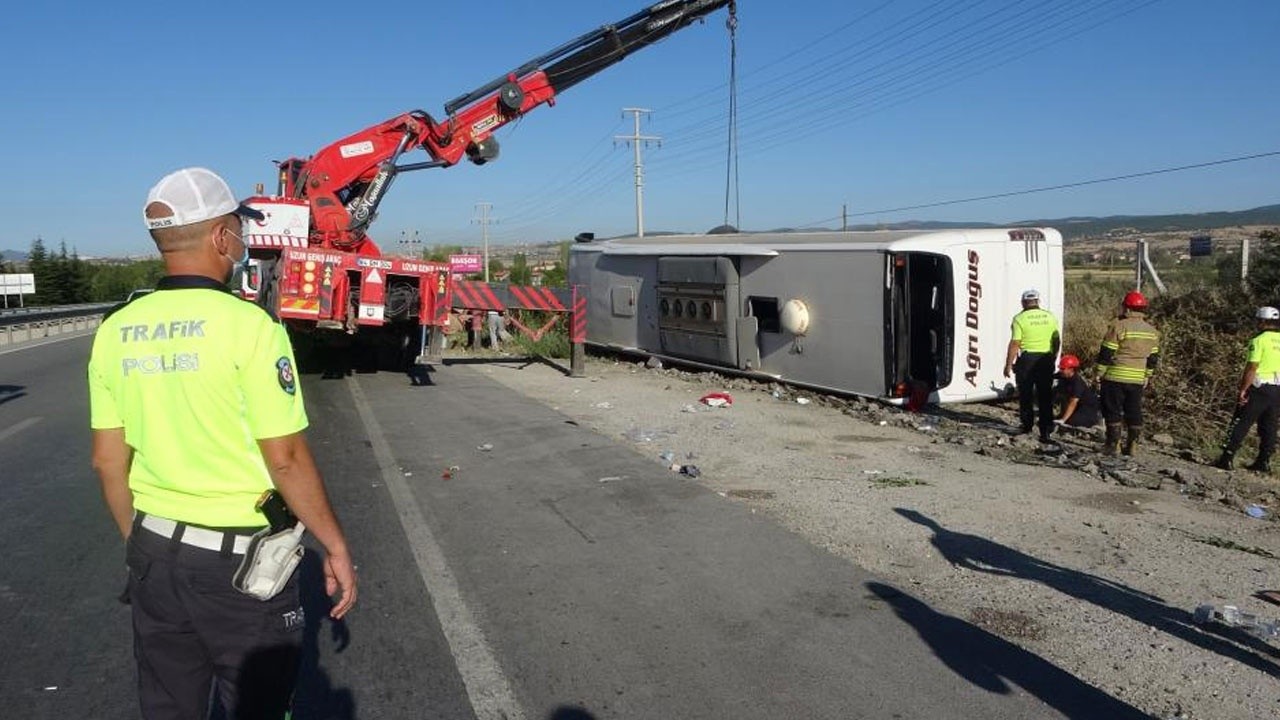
[398,229,423,258]
[472,202,496,282]
[842,203,848,232]
[616,108,660,237]
[1242,236,1252,287]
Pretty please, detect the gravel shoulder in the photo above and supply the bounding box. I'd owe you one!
[467,352,1280,720]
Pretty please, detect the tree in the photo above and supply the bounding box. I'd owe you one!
[64,244,92,303]
[426,244,463,262]
[86,259,164,302]
[537,240,573,287]
[28,237,52,304]
[36,242,93,304]
[1245,229,1280,304]
[540,262,567,288]
[508,253,532,286]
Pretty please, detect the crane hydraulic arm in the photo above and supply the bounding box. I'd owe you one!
[281,0,735,253]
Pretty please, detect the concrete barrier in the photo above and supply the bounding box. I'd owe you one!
[0,306,111,349]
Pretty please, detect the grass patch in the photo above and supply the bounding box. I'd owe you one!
[505,309,571,358]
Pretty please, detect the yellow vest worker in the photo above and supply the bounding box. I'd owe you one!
[89,278,306,527]
[87,167,356,720]
[1248,329,1280,383]
[1011,307,1059,353]
[1004,289,1061,442]
[1215,307,1280,472]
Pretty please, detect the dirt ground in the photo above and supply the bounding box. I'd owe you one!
[466,351,1280,720]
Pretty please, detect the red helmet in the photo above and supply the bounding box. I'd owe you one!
[1123,291,1148,311]
[1059,354,1081,371]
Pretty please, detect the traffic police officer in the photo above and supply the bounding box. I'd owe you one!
[1095,290,1160,457]
[1003,288,1061,442]
[1214,306,1280,472]
[89,167,357,719]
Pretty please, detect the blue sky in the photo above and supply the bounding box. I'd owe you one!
[5,0,1278,257]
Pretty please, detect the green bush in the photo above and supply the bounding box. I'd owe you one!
[1065,228,1280,455]
[506,310,571,358]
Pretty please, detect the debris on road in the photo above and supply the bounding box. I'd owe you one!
[1192,603,1280,641]
[699,392,734,407]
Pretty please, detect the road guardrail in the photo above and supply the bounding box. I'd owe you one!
[0,303,117,349]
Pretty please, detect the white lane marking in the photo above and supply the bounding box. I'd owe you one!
[0,417,42,443]
[347,377,524,720]
[0,330,97,356]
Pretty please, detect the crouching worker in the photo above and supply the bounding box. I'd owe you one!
[1214,306,1280,472]
[1055,354,1100,429]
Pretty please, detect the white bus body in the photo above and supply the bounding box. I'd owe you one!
[568,228,1063,405]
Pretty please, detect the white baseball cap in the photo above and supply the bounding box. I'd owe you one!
[143,167,263,230]
[1021,289,1040,302]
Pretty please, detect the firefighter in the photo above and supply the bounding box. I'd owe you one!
[1054,353,1100,428]
[1213,306,1280,472]
[1003,288,1061,442]
[1096,290,1160,457]
[88,168,357,719]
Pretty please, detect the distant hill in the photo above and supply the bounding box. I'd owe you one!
[1016,204,1280,240]
[825,204,1280,241]
[1,249,25,262]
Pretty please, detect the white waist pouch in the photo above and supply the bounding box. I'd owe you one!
[232,523,306,600]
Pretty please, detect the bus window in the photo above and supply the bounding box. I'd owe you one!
[747,296,781,333]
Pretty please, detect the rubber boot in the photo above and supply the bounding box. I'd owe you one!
[1246,455,1272,473]
[1102,423,1122,457]
[1122,424,1141,457]
[1213,450,1235,471]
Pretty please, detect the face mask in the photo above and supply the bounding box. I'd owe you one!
[222,226,250,280]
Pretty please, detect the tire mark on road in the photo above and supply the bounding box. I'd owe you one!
[0,417,41,443]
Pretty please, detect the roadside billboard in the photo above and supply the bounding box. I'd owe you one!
[449,254,483,274]
[0,273,35,294]
[0,273,35,308]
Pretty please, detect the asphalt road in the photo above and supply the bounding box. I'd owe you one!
[0,334,1152,719]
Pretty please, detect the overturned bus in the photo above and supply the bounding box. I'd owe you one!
[568,228,1064,405]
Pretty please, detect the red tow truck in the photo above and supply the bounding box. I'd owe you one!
[240,0,736,372]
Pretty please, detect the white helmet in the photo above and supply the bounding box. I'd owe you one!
[1257,306,1280,321]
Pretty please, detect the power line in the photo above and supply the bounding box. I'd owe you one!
[846,150,1280,219]
[496,1,1111,226]
[651,0,1137,171]
[476,0,1186,239]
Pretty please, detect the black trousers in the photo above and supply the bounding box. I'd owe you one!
[126,525,303,720]
[1222,384,1280,460]
[1101,380,1145,425]
[1015,352,1056,436]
